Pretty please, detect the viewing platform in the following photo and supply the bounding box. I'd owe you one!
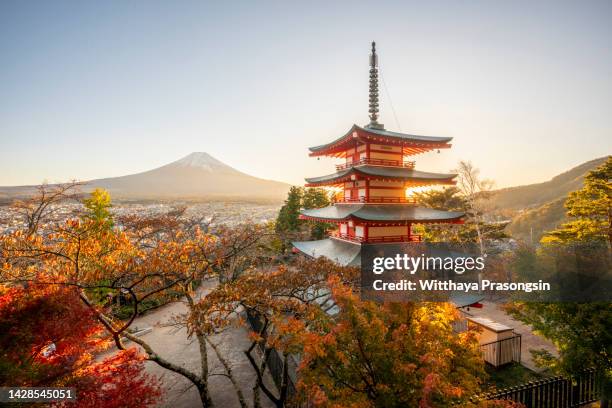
[333,196,417,204]
[335,158,416,171]
[330,231,422,244]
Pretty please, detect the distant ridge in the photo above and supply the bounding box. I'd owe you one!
[0,152,290,201]
[495,156,609,242]
[491,156,608,211]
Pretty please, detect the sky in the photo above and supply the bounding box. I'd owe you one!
[1,0,611,188]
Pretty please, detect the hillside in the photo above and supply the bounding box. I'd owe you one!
[0,152,290,202]
[491,156,608,211]
[498,156,609,242]
[505,198,567,243]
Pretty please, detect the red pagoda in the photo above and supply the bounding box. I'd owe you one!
[293,42,464,267]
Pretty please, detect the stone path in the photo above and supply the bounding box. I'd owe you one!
[102,279,275,408]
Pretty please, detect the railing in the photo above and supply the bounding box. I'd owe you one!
[330,232,422,244]
[330,232,364,243]
[335,196,417,204]
[245,309,298,397]
[480,334,521,367]
[336,158,416,171]
[475,369,602,407]
[367,235,422,243]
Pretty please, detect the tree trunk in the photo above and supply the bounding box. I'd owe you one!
[207,337,247,408]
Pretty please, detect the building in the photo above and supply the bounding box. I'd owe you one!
[292,42,465,267]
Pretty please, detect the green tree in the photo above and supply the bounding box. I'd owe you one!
[542,156,611,245]
[414,187,468,242]
[413,186,467,212]
[507,158,612,406]
[302,188,331,239]
[275,186,304,234]
[275,187,332,244]
[82,188,113,229]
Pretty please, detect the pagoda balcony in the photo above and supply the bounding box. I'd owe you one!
[335,158,416,171]
[330,232,422,244]
[334,196,417,204]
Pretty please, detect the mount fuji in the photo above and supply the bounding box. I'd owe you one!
[0,153,290,201]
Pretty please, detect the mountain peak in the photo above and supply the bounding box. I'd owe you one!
[174,152,228,171]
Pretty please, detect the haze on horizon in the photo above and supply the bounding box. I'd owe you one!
[1,0,611,189]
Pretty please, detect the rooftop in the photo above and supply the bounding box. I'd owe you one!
[300,204,464,223]
[305,165,457,186]
[308,124,453,157]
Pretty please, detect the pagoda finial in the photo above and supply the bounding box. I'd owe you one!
[367,41,384,130]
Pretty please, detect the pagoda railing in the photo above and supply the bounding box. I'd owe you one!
[335,158,416,171]
[335,196,417,204]
[330,232,422,244]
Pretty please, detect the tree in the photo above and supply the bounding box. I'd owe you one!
[275,186,304,235]
[302,188,332,240]
[414,187,468,242]
[11,181,82,236]
[1,186,268,408]
[414,186,468,212]
[454,161,495,254]
[82,188,113,229]
[542,156,611,245]
[507,159,612,406]
[191,257,358,408]
[275,186,332,245]
[297,283,487,408]
[0,283,161,407]
[191,257,514,408]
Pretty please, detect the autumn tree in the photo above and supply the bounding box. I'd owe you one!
[0,283,161,407]
[297,283,487,408]
[191,257,359,408]
[191,257,516,408]
[0,183,268,408]
[82,188,114,229]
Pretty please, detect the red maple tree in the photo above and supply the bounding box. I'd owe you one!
[0,283,161,407]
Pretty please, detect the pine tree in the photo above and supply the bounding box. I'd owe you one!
[302,188,331,239]
[275,186,304,234]
[542,156,611,244]
[508,156,612,407]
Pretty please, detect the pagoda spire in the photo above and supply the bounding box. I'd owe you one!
[367,41,384,130]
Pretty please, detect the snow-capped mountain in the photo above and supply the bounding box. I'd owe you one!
[0,153,290,201]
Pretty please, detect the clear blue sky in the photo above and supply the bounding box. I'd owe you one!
[1,0,611,188]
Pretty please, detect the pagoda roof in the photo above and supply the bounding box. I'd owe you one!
[309,124,453,157]
[292,238,361,267]
[292,239,484,308]
[300,204,464,223]
[305,165,457,187]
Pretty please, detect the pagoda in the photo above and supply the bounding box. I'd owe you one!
[293,42,464,267]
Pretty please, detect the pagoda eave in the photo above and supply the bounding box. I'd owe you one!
[304,166,458,187]
[299,205,464,223]
[305,178,456,188]
[299,213,464,225]
[308,124,453,158]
